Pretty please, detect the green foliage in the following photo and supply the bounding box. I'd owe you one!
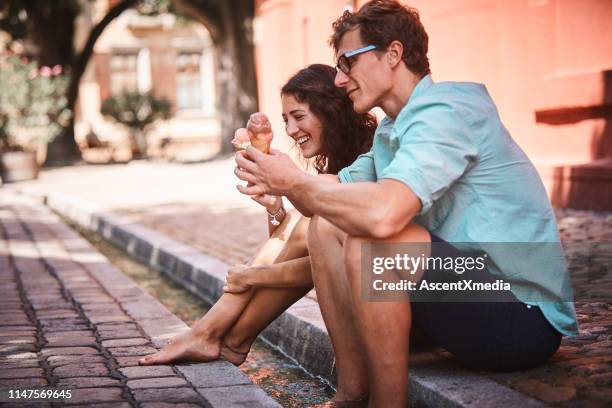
[137,0,172,15]
[0,55,72,152]
[0,0,83,49]
[101,92,172,131]
[136,0,193,25]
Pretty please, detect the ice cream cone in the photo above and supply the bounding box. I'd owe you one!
[249,135,272,154]
[246,112,273,154]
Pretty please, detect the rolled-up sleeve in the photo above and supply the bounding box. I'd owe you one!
[379,101,477,214]
[338,150,376,183]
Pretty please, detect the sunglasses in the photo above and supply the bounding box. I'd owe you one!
[335,45,377,74]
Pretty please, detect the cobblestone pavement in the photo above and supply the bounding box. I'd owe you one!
[0,192,278,407]
[6,161,612,406]
[486,210,612,407]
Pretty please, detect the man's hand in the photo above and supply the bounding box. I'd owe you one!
[234,146,307,196]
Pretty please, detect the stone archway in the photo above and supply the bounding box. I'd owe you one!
[174,0,258,154]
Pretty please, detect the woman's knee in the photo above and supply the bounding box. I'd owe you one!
[270,208,300,238]
[288,215,310,247]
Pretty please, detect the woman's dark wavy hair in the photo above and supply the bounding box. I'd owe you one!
[281,64,376,174]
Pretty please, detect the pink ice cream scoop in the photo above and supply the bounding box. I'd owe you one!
[231,128,251,150]
[231,113,274,153]
[246,112,273,154]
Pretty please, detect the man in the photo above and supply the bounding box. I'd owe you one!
[235,1,578,406]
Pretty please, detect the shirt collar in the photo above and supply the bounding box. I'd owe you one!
[383,75,433,126]
[407,74,433,105]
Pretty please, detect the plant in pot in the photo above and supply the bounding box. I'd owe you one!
[0,55,72,183]
[101,92,172,159]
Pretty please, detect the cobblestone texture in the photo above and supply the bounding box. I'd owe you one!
[486,209,612,407]
[122,203,266,266]
[0,192,279,408]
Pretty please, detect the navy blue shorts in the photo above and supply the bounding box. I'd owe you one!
[410,234,562,372]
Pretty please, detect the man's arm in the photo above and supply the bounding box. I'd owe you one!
[235,148,421,237]
[288,174,421,238]
[287,174,339,218]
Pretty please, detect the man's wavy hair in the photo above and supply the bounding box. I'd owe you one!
[281,64,376,174]
[330,0,430,78]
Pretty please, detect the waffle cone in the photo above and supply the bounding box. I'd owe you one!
[250,138,270,154]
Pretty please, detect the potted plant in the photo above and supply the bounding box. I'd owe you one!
[0,55,72,183]
[101,91,172,159]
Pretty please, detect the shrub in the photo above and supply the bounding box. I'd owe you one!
[0,55,72,152]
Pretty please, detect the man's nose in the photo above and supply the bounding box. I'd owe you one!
[334,69,349,88]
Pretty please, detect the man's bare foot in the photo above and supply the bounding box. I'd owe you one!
[220,342,249,366]
[313,398,369,408]
[139,331,221,365]
[330,396,369,407]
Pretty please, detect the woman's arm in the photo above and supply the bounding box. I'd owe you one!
[224,256,312,292]
[249,194,287,236]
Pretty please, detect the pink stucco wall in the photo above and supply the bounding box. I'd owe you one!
[254,0,612,208]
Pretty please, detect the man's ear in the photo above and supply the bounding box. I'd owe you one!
[387,40,404,68]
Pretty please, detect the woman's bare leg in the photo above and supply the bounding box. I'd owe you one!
[140,210,309,365]
[220,285,312,365]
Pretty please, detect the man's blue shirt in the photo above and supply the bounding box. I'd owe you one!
[338,75,579,336]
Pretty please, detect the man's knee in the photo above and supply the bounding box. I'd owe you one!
[307,215,342,248]
[343,235,363,268]
[342,235,366,288]
[379,222,431,244]
[343,223,431,278]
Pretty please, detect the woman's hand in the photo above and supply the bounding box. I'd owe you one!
[223,264,252,293]
[251,194,281,214]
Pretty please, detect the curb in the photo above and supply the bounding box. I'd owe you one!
[20,188,548,407]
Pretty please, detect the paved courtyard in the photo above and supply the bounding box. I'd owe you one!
[4,159,612,406]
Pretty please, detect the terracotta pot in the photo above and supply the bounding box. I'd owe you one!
[0,150,39,183]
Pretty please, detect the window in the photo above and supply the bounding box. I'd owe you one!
[176,52,202,110]
[110,53,138,95]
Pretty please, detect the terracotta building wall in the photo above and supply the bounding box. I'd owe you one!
[254,0,612,208]
[401,0,612,165]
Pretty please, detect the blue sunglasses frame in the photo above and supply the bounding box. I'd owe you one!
[336,45,377,74]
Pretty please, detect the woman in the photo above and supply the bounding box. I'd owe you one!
[139,64,376,366]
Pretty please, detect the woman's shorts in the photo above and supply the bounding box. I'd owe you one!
[410,234,562,372]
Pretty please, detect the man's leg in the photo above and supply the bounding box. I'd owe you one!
[308,215,369,401]
[343,223,430,408]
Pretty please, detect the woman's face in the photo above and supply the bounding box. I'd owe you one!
[281,94,324,158]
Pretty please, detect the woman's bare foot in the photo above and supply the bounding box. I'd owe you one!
[139,330,222,365]
[220,342,249,366]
